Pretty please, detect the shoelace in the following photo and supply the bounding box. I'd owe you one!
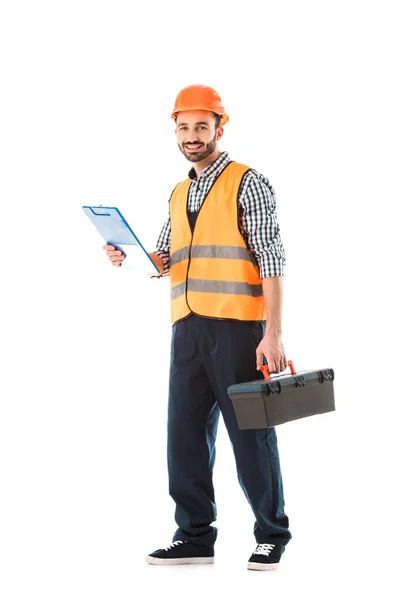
[253,543,275,556]
[164,541,187,551]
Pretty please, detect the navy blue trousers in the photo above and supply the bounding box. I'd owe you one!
[167,313,292,548]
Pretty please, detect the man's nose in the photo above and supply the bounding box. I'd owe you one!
[185,130,201,143]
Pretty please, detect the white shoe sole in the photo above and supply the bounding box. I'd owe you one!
[247,562,279,571]
[146,556,214,565]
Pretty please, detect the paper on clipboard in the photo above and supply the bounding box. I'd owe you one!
[82,205,161,274]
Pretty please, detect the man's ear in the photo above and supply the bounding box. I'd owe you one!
[216,126,224,141]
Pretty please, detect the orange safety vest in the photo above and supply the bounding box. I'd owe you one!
[169,161,266,325]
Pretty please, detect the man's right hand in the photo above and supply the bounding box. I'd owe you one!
[103,244,125,267]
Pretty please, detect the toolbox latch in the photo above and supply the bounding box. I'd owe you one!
[294,375,306,388]
[268,381,281,395]
[319,369,334,383]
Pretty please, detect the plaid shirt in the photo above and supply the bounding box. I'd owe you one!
[154,151,286,279]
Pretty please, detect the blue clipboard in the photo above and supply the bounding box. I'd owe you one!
[82,205,161,273]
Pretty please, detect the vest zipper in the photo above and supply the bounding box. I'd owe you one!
[184,162,233,316]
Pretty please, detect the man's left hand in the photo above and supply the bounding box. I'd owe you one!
[256,332,287,374]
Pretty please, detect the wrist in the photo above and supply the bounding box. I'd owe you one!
[264,326,282,337]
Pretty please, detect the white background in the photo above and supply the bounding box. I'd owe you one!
[1,1,399,598]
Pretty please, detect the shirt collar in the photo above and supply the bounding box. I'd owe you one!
[188,150,231,181]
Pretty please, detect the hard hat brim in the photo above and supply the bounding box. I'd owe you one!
[171,107,229,126]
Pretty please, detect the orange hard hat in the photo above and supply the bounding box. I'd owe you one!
[171,84,229,126]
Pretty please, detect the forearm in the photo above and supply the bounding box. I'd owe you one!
[262,276,284,336]
[256,276,287,373]
[153,215,171,276]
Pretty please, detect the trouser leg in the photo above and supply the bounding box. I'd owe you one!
[167,316,220,547]
[194,315,292,547]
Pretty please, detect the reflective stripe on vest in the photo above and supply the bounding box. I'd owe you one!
[171,279,263,301]
[170,244,258,267]
[169,161,266,324]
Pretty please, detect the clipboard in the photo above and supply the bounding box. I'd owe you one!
[82,205,161,273]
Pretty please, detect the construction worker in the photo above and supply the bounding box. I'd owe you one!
[104,84,292,570]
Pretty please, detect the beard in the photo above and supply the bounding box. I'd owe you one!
[178,134,217,162]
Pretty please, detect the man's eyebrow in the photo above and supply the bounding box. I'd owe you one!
[177,121,210,127]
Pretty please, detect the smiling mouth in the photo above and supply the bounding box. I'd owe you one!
[185,144,203,151]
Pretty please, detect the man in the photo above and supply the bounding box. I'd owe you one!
[104,84,292,571]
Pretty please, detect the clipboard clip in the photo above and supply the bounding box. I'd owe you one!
[89,207,111,216]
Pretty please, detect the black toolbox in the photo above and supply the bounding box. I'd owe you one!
[227,361,335,429]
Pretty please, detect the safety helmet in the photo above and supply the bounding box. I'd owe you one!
[171,84,229,126]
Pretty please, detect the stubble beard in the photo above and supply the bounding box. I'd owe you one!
[179,134,217,163]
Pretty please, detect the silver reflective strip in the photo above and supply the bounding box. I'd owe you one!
[170,246,190,267]
[170,278,263,300]
[191,245,256,263]
[170,245,257,266]
[170,281,187,300]
[187,279,263,297]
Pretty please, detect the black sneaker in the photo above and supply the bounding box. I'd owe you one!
[247,543,284,571]
[146,540,214,565]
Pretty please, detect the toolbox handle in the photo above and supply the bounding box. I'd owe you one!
[261,360,296,381]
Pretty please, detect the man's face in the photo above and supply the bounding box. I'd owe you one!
[175,110,219,162]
